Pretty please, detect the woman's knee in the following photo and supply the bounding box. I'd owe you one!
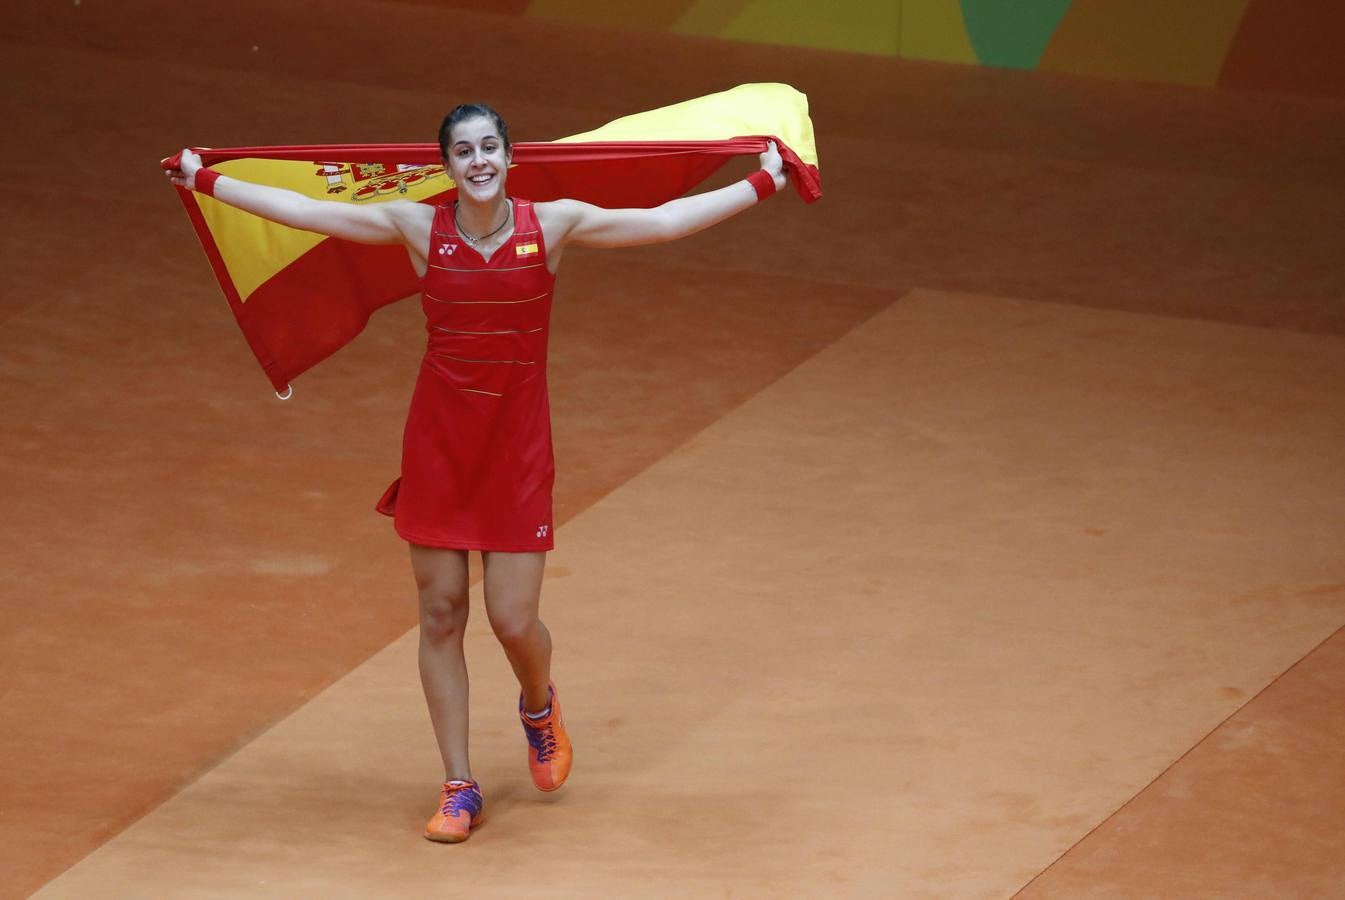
[419,588,469,644]
[489,610,539,650]
[410,546,469,645]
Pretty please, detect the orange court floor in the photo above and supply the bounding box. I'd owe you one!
[3,2,1344,898]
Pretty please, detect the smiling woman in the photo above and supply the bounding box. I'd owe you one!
[440,102,512,215]
[164,94,796,844]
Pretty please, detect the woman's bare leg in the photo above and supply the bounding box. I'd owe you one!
[481,550,551,712]
[409,543,472,781]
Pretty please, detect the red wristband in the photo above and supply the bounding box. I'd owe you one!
[746,169,778,201]
[195,168,220,197]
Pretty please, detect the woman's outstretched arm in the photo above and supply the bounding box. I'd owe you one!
[165,149,423,246]
[540,141,788,251]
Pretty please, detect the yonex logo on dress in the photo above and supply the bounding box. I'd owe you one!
[439,244,458,255]
[536,525,549,538]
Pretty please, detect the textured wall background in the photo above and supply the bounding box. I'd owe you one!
[409,0,1345,99]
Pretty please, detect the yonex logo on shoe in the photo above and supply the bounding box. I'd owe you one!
[536,525,549,538]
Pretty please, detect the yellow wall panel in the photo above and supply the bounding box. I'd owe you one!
[900,0,977,64]
[678,0,900,56]
[670,0,755,38]
[1040,0,1251,87]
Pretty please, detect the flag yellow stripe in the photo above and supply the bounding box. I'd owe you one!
[555,83,818,167]
[204,159,451,303]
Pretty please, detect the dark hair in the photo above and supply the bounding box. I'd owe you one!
[438,103,511,159]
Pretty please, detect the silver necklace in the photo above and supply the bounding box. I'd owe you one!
[454,200,511,247]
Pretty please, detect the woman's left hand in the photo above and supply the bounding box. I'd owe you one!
[165,149,204,191]
[759,140,787,191]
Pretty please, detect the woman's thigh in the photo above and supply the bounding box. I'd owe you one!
[481,550,546,625]
[409,544,470,611]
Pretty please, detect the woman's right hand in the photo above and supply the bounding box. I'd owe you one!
[165,149,203,190]
[759,140,787,192]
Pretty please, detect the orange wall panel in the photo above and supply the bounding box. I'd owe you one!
[1040,0,1250,88]
[528,0,701,31]
[397,0,1344,100]
[1219,0,1345,99]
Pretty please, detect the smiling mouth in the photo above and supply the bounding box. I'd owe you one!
[468,174,495,184]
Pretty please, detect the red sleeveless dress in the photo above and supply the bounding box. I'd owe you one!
[377,199,556,551]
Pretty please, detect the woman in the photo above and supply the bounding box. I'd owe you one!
[165,103,788,843]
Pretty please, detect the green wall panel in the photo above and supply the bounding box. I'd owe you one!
[961,0,1073,68]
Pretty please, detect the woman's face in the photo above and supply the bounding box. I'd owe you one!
[446,116,511,204]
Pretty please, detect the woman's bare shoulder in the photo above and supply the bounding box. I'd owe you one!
[534,199,588,224]
[385,200,436,242]
[387,200,437,224]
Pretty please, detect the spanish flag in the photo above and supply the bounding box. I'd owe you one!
[165,83,821,396]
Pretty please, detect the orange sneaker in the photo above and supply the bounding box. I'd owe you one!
[423,780,483,843]
[520,681,573,792]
